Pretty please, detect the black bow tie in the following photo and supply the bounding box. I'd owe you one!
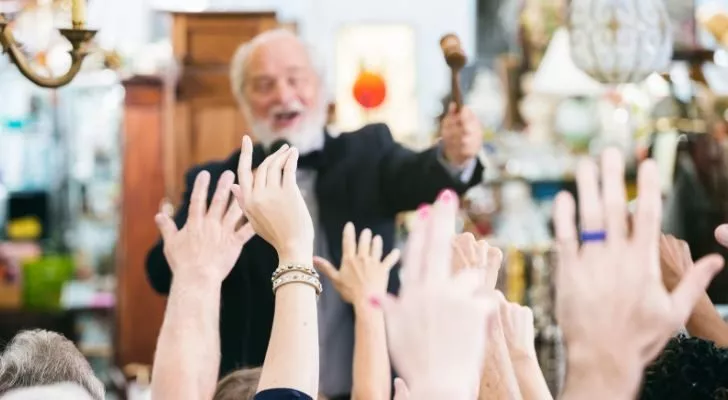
[269,139,323,170]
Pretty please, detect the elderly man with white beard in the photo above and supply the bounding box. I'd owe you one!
[146,28,485,400]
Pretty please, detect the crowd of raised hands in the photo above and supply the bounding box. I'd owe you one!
[149,137,728,400]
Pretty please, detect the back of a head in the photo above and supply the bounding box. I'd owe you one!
[641,334,728,400]
[0,330,104,400]
[214,367,262,400]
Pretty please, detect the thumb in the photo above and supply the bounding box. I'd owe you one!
[393,377,410,400]
[312,256,338,281]
[236,222,256,244]
[671,254,724,324]
[155,213,178,241]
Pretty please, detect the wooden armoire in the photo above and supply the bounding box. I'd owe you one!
[117,11,279,370]
[165,11,278,200]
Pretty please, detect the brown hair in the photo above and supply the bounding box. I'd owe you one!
[214,367,262,400]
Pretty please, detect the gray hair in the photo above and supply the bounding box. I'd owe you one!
[229,28,327,110]
[0,330,104,400]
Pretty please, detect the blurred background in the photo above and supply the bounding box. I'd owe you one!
[2,0,728,397]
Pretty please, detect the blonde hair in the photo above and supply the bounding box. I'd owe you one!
[214,367,262,400]
[229,29,326,111]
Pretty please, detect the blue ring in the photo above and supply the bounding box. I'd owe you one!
[580,230,606,242]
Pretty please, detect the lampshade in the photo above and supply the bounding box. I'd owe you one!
[569,0,673,84]
[531,28,604,96]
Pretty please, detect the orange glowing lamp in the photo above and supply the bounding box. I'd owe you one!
[352,69,386,109]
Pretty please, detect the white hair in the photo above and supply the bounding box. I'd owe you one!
[229,28,327,110]
[0,330,104,400]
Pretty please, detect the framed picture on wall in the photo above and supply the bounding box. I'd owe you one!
[334,23,418,143]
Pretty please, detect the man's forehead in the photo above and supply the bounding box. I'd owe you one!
[246,38,312,73]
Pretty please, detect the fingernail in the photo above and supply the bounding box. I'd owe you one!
[369,296,381,308]
[417,204,430,218]
[438,189,456,203]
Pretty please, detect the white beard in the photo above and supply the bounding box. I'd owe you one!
[244,98,328,155]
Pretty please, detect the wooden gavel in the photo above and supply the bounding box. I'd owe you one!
[440,33,467,112]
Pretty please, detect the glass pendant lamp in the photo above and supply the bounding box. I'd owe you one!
[568,0,673,84]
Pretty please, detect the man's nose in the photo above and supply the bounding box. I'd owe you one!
[272,81,295,104]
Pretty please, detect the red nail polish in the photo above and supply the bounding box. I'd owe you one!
[438,189,456,203]
[417,204,430,218]
[369,296,381,308]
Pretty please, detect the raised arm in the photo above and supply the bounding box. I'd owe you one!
[555,150,723,400]
[313,223,401,400]
[145,167,199,295]
[660,234,728,346]
[151,170,255,400]
[499,301,552,400]
[376,116,484,214]
[233,137,319,398]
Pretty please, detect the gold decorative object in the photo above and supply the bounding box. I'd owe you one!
[0,9,96,89]
[699,8,728,48]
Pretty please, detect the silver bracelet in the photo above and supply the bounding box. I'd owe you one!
[271,262,319,282]
[272,271,322,296]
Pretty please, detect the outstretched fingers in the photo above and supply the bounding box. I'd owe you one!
[670,254,724,325]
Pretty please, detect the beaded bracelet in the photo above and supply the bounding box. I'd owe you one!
[271,263,319,282]
[272,271,322,296]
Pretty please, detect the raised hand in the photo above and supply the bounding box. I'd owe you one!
[313,222,400,305]
[554,149,724,398]
[233,136,314,262]
[440,104,483,167]
[499,298,553,400]
[378,189,497,400]
[499,298,537,362]
[450,232,503,289]
[155,170,255,283]
[659,234,695,292]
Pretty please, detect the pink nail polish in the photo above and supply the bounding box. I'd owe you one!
[417,204,430,218]
[369,296,381,308]
[438,189,456,203]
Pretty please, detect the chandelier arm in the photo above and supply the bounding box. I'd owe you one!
[0,22,94,89]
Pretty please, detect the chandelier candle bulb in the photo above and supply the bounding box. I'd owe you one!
[71,0,86,29]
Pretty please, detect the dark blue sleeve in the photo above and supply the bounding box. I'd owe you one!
[253,388,313,400]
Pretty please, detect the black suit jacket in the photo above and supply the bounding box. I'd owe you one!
[146,123,483,376]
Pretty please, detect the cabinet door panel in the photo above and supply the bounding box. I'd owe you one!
[190,103,242,165]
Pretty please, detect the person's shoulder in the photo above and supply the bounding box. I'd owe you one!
[183,151,240,184]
